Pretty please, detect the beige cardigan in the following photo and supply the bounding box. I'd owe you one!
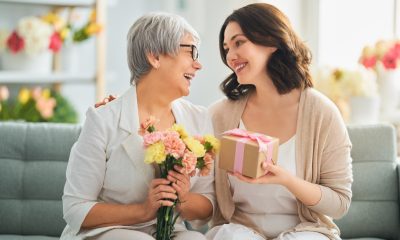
[209,88,353,240]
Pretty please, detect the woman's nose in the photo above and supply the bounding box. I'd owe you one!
[193,60,202,70]
[226,50,237,67]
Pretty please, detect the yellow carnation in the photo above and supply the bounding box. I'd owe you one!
[171,124,188,138]
[184,137,206,158]
[204,134,220,152]
[18,88,30,104]
[144,142,166,164]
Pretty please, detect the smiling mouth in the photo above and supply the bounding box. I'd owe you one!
[234,63,247,73]
[184,73,194,81]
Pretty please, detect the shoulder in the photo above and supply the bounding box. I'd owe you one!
[303,88,342,121]
[301,88,347,138]
[89,97,122,124]
[173,98,213,135]
[208,97,237,121]
[84,90,129,132]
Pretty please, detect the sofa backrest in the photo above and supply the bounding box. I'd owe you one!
[0,122,81,237]
[335,124,400,240]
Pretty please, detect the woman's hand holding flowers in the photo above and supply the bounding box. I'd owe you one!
[167,165,191,205]
[142,178,177,221]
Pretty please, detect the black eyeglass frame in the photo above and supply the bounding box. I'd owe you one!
[179,44,199,61]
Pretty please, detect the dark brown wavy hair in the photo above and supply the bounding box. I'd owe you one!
[219,3,313,100]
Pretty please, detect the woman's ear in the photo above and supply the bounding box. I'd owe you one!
[147,52,160,69]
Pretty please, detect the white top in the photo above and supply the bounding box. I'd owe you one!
[227,120,300,238]
[60,85,215,240]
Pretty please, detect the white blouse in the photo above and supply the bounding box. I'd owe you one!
[227,120,300,238]
[60,86,215,239]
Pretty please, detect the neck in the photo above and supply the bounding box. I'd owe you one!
[249,75,300,108]
[136,76,174,119]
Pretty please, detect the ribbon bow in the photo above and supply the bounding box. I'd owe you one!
[223,128,272,153]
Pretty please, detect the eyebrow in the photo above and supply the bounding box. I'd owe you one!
[223,34,246,47]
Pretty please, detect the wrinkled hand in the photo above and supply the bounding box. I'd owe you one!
[94,95,117,108]
[167,165,190,203]
[142,178,177,221]
[232,161,295,187]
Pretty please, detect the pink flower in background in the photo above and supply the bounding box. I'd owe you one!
[31,87,42,100]
[360,56,376,69]
[143,131,164,147]
[163,131,185,158]
[36,97,56,119]
[182,150,197,174]
[382,50,398,69]
[49,32,62,52]
[7,31,24,53]
[360,40,400,70]
[0,86,9,101]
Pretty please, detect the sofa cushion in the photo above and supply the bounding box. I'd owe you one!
[0,122,81,237]
[336,124,399,240]
[0,235,58,240]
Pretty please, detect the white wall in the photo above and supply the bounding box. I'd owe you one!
[317,0,395,68]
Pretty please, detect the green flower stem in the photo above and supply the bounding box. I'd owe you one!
[155,156,179,240]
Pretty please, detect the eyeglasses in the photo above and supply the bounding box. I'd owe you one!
[179,44,199,61]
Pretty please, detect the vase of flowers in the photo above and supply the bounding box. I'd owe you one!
[360,40,400,118]
[0,16,63,73]
[140,117,219,240]
[56,10,101,73]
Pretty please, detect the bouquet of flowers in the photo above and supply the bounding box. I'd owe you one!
[139,117,219,240]
[0,86,78,123]
[359,40,400,70]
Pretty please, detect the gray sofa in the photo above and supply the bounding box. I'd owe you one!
[0,122,399,240]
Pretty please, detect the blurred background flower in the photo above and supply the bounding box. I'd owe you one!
[359,40,400,71]
[0,86,77,123]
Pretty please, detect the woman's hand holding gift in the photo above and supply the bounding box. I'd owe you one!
[232,161,295,187]
[233,161,322,206]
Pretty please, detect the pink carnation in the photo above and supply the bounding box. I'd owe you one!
[143,131,164,147]
[199,153,213,176]
[182,150,197,174]
[163,131,186,158]
[138,116,159,136]
[194,136,205,144]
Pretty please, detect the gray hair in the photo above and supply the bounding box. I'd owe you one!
[127,12,200,84]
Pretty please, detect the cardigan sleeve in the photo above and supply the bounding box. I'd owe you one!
[307,106,353,219]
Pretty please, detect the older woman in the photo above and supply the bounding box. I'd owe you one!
[60,12,214,240]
